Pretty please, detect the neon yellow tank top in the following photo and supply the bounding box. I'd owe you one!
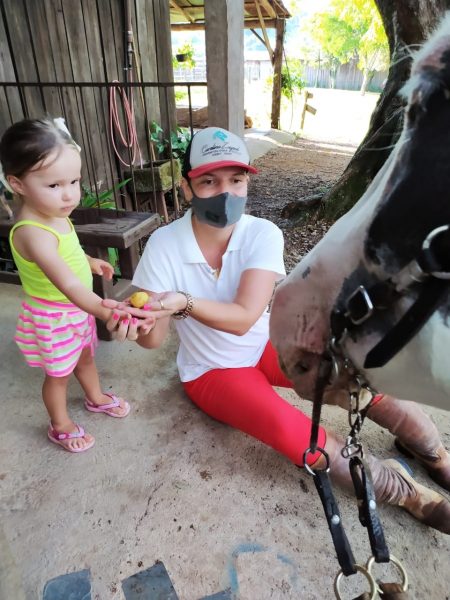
[9,219,93,302]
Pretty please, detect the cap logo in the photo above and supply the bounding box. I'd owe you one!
[213,130,228,142]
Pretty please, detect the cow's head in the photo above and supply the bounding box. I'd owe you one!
[270,15,450,410]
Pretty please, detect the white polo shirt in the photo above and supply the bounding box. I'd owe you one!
[132,209,285,382]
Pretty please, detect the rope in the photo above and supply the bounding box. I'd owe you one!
[109,80,143,168]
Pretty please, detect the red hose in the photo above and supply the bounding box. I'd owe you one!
[109,80,143,168]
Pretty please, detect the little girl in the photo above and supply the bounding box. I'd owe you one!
[0,117,132,453]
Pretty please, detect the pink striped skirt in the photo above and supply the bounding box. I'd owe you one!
[14,297,98,378]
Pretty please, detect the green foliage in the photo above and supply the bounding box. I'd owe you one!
[281,59,306,99]
[175,89,188,102]
[79,180,130,277]
[172,42,196,69]
[80,178,130,209]
[149,121,191,160]
[307,0,389,91]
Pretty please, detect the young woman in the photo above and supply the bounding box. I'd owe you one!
[104,126,450,534]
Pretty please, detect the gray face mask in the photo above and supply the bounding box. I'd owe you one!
[191,192,247,228]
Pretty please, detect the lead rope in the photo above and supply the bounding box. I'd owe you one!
[303,351,409,600]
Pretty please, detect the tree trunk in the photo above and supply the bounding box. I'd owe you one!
[320,0,450,222]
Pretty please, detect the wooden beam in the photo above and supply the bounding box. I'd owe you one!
[171,19,280,31]
[259,0,277,18]
[250,28,266,47]
[254,0,274,61]
[270,18,285,129]
[169,0,194,23]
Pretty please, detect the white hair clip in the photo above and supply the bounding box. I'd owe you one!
[0,164,14,194]
[53,117,81,152]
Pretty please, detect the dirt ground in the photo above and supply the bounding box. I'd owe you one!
[247,135,355,273]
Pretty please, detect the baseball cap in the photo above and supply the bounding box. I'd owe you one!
[183,127,258,179]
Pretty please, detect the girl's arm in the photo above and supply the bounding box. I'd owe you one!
[16,226,115,321]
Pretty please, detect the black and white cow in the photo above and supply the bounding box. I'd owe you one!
[270,14,450,411]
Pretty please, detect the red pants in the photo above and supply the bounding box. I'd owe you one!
[183,341,326,466]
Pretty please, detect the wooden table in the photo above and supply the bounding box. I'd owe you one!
[0,208,160,340]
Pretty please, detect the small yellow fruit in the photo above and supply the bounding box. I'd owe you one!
[129,291,150,308]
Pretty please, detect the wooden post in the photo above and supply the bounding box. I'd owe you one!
[153,0,176,139]
[205,0,245,136]
[270,18,285,130]
[300,90,317,130]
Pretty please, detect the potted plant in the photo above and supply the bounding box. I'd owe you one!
[125,122,190,194]
[173,42,196,69]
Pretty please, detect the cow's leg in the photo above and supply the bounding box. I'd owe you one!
[313,431,450,535]
[366,395,450,491]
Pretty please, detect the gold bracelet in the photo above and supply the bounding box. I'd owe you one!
[172,291,194,320]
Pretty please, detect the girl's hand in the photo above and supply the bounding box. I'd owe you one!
[102,298,156,341]
[87,256,114,280]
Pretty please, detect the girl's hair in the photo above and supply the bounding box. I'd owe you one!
[0,118,76,178]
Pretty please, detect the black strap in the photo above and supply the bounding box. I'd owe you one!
[349,457,390,563]
[308,356,332,452]
[313,471,357,576]
[364,277,449,368]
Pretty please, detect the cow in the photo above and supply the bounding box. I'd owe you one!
[270,14,450,412]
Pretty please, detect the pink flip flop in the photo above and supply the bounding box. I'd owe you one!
[48,424,95,453]
[84,392,130,418]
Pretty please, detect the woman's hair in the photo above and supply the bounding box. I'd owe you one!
[0,118,76,178]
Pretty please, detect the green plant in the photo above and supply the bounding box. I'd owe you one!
[80,178,130,277]
[172,42,196,69]
[266,59,306,100]
[175,89,188,102]
[80,178,130,209]
[149,121,191,161]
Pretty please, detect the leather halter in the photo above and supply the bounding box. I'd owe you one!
[330,224,450,369]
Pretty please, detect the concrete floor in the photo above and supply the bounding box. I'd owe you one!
[1,279,450,599]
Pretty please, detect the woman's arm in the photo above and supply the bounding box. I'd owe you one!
[147,268,279,336]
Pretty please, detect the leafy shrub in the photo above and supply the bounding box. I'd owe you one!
[149,121,191,161]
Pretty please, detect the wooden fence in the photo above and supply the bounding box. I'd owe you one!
[0,0,179,204]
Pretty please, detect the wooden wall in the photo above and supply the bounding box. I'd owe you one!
[0,0,175,205]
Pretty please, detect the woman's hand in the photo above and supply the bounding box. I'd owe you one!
[102,298,156,341]
[147,292,188,317]
[87,256,115,280]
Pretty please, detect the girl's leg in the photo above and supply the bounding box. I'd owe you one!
[73,347,128,416]
[183,366,326,466]
[43,373,94,451]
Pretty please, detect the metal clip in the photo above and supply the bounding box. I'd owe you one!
[345,285,374,325]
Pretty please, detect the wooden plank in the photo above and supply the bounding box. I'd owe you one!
[0,12,23,129]
[80,0,116,193]
[171,19,279,30]
[134,0,161,148]
[43,0,94,186]
[24,0,63,116]
[254,0,274,61]
[60,0,111,201]
[153,0,176,139]
[2,0,44,118]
